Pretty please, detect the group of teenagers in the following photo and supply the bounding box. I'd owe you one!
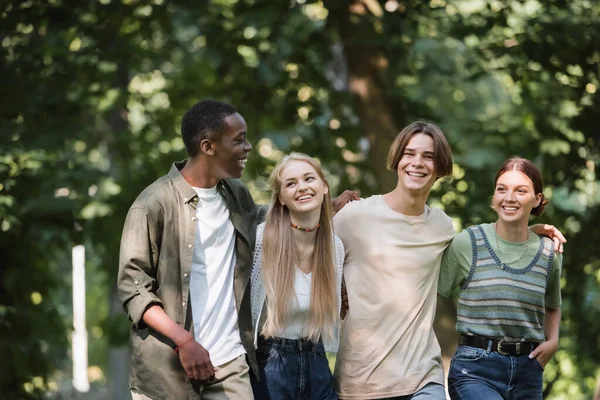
[118,100,566,400]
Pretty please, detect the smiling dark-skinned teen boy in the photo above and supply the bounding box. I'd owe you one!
[118,100,265,400]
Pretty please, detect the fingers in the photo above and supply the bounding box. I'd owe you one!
[533,352,548,367]
[189,361,215,381]
[197,363,210,381]
[193,363,204,381]
[529,347,541,359]
[548,225,567,243]
[553,237,564,253]
[341,190,359,201]
[179,345,215,382]
[205,362,215,381]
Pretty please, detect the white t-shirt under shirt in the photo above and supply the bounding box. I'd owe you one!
[190,186,245,367]
[333,195,456,399]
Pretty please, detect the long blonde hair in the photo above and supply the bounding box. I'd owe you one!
[261,153,337,341]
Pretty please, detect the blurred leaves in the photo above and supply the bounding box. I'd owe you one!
[1,0,598,398]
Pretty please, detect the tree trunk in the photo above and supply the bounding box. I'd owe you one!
[328,0,459,386]
[106,63,133,400]
[327,0,401,192]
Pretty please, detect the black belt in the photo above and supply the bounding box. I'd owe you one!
[459,334,539,356]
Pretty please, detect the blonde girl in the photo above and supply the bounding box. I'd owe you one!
[250,153,344,400]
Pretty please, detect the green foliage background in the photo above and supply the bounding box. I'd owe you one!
[1,0,598,398]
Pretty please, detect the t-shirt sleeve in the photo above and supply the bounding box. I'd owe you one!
[333,205,350,257]
[438,229,473,298]
[545,252,562,309]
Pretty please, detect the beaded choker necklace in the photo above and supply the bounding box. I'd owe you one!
[493,222,531,265]
[291,222,320,232]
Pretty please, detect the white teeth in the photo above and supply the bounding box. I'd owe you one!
[239,159,246,167]
[503,206,518,211]
[407,172,426,177]
[298,195,312,201]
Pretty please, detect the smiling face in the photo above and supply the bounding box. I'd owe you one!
[278,160,329,216]
[396,133,438,196]
[211,112,252,179]
[493,169,543,223]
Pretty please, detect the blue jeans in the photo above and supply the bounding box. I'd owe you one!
[378,382,446,399]
[448,345,544,400]
[250,337,337,400]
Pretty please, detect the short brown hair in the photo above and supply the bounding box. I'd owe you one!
[386,121,453,178]
[495,157,548,216]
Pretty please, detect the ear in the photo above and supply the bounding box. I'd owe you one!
[535,193,543,208]
[322,183,329,195]
[200,139,215,155]
[278,194,285,206]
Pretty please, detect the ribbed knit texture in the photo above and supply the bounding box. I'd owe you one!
[276,268,312,339]
[456,225,554,341]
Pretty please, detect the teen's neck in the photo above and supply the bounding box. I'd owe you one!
[289,209,320,244]
[383,188,429,216]
[181,157,220,188]
[495,219,530,242]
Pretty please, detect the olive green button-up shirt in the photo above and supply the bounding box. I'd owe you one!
[117,161,265,399]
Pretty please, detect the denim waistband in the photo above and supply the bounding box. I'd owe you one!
[259,336,324,353]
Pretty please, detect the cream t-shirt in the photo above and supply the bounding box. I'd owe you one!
[333,195,456,399]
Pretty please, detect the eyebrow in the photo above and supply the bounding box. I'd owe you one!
[404,148,434,154]
[496,184,530,189]
[284,172,316,182]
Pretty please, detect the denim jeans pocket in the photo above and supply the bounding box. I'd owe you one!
[256,349,268,366]
[453,345,486,362]
[531,356,545,371]
[267,346,280,362]
[257,342,277,366]
[314,345,327,358]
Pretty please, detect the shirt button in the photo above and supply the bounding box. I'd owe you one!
[184,273,189,278]
[187,244,192,248]
[183,197,188,202]
[182,302,186,307]
[192,217,197,221]
[134,280,139,285]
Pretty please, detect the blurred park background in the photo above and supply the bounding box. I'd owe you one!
[1,0,599,398]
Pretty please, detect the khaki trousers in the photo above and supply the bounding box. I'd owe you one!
[131,354,253,400]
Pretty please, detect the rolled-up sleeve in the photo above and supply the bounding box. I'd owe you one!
[117,206,163,327]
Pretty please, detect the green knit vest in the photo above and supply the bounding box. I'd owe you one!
[456,225,554,341]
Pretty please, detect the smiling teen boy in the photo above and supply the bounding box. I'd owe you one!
[334,121,455,399]
[117,100,265,400]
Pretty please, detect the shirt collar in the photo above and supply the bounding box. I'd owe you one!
[168,160,198,204]
[169,159,226,204]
